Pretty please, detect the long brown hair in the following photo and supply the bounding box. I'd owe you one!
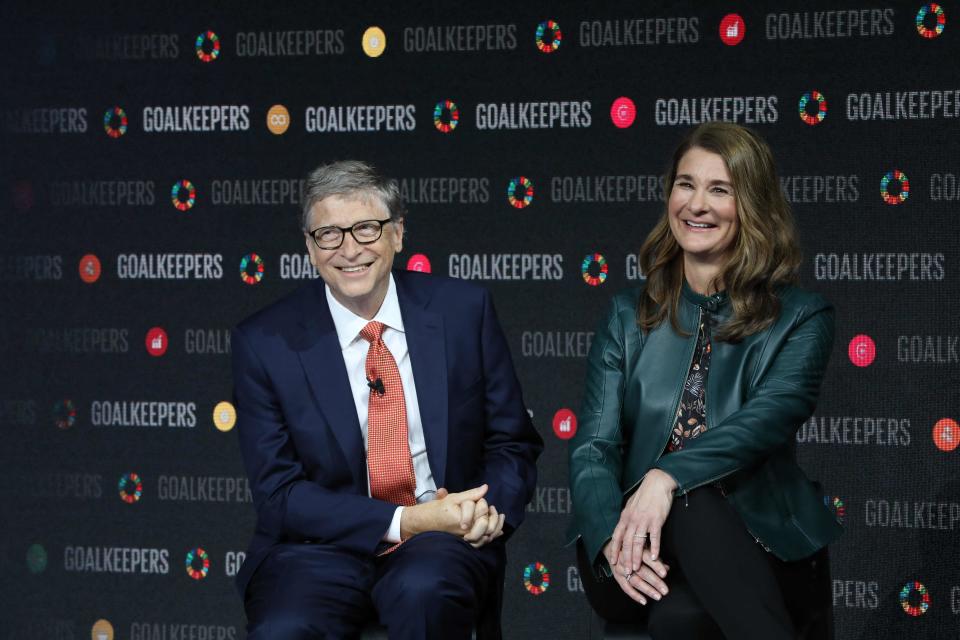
[638,122,801,342]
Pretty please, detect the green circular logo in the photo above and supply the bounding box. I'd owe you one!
[27,544,47,574]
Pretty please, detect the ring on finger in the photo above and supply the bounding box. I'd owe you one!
[633,533,648,540]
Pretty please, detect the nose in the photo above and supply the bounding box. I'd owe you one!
[338,231,365,257]
[688,187,709,213]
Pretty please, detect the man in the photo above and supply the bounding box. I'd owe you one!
[232,160,542,639]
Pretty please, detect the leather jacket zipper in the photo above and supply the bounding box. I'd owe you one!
[659,307,702,507]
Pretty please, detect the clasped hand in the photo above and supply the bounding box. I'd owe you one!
[604,469,677,605]
[399,484,505,548]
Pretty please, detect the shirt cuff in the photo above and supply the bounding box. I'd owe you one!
[385,506,404,543]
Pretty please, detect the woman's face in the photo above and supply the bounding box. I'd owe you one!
[668,147,740,267]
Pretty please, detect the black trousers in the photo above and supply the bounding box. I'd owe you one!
[577,486,833,640]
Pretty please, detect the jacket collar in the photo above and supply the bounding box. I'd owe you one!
[296,271,450,489]
[681,278,729,314]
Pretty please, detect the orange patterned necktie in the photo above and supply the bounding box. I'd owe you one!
[360,321,417,508]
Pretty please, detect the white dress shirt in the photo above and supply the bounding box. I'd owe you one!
[325,274,437,542]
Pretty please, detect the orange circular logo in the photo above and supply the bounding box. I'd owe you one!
[266,104,290,135]
[79,254,102,283]
[933,418,959,452]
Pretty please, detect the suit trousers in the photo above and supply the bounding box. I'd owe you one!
[578,486,833,640]
[245,531,499,640]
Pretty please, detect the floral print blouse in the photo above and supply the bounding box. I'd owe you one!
[666,315,712,452]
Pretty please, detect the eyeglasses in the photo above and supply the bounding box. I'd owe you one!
[308,218,395,250]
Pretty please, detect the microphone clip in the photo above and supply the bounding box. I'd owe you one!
[367,376,386,396]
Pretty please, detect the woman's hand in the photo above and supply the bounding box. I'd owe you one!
[603,539,670,605]
[609,469,678,572]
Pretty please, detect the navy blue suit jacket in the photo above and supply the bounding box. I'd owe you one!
[231,269,543,596]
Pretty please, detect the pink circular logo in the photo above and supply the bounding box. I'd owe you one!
[847,334,876,367]
[610,97,636,129]
[552,408,577,440]
[933,418,959,452]
[406,254,432,273]
[145,327,169,357]
[719,13,746,46]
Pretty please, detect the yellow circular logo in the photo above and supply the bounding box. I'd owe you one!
[362,26,386,57]
[213,401,237,432]
[91,620,114,640]
[266,104,290,135]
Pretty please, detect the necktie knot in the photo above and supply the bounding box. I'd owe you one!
[360,321,386,344]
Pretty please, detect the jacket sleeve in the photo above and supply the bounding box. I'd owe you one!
[568,295,631,574]
[654,304,835,495]
[232,326,396,555]
[477,287,544,531]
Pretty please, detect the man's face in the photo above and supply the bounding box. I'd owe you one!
[305,194,403,319]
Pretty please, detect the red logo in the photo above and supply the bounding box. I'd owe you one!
[406,254,432,273]
[933,418,959,452]
[847,334,876,367]
[552,408,577,440]
[610,97,636,128]
[12,180,34,212]
[145,327,169,357]
[79,254,102,283]
[719,14,746,46]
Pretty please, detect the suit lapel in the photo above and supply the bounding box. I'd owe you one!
[395,272,449,488]
[297,281,366,490]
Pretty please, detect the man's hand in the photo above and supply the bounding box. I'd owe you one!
[400,484,501,545]
[603,540,670,605]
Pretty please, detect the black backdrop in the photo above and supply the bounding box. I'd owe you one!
[2,1,959,638]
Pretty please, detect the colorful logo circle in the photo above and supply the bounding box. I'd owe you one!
[171,180,197,211]
[880,170,910,205]
[118,472,143,504]
[899,581,931,616]
[523,562,551,595]
[719,13,746,45]
[933,418,959,452]
[506,176,534,209]
[266,104,290,135]
[213,401,237,432]
[610,97,636,128]
[535,20,562,53]
[239,253,265,285]
[581,253,609,287]
[552,408,578,440]
[433,100,460,133]
[363,26,387,57]
[79,254,102,283]
[185,547,211,580]
[27,543,47,574]
[145,327,169,357]
[406,253,432,273]
[823,496,846,524]
[53,399,77,430]
[916,4,946,38]
[91,619,115,640]
[798,91,828,125]
[847,334,876,367]
[195,31,220,62]
[103,107,128,138]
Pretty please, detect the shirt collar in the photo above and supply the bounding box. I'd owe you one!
[325,273,405,350]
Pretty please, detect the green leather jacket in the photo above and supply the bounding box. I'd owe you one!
[568,281,843,575]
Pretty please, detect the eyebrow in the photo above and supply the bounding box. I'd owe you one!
[674,173,733,187]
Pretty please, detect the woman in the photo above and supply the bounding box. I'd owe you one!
[568,122,842,639]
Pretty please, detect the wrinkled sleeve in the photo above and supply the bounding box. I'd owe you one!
[568,296,630,575]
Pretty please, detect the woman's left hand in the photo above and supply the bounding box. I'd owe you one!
[609,469,678,572]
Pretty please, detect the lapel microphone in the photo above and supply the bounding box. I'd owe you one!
[367,376,386,396]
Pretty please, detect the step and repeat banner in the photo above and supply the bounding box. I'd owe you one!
[1,1,958,639]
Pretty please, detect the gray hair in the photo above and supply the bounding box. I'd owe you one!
[300,160,406,230]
